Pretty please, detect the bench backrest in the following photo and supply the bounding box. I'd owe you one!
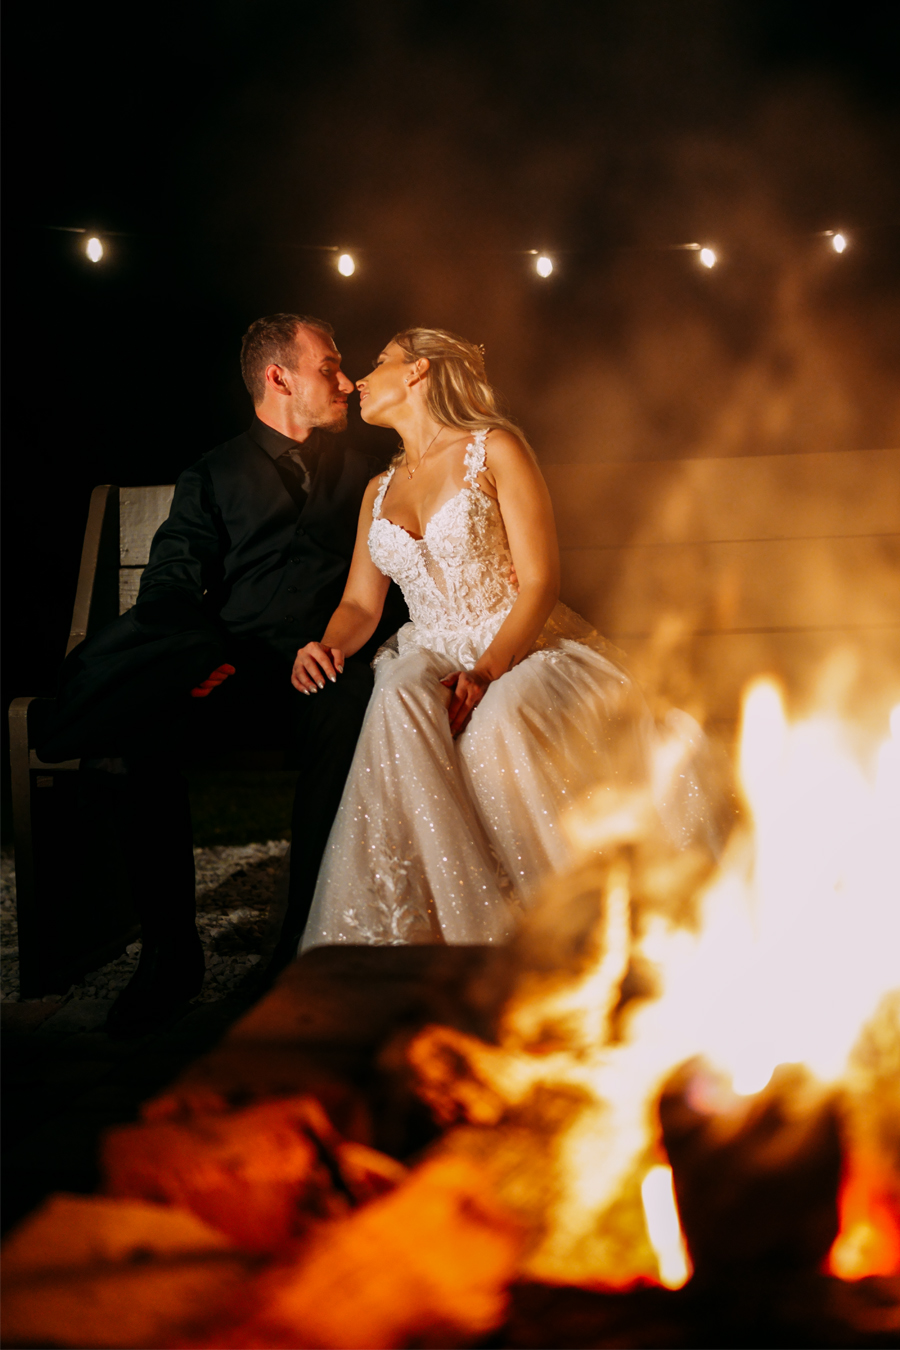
[66,484,175,656]
[68,453,900,724]
[119,485,176,612]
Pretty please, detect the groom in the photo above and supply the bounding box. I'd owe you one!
[38,314,405,1036]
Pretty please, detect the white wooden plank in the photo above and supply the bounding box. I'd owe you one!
[614,628,900,727]
[560,535,900,635]
[544,449,900,548]
[119,486,175,564]
[119,568,143,614]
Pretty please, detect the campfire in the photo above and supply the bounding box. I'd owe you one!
[3,679,899,1348]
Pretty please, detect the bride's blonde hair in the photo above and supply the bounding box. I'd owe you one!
[391,327,533,455]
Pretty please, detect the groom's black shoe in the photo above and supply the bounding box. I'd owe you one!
[105,932,206,1039]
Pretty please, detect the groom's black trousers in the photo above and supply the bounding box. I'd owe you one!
[66,639,374,962]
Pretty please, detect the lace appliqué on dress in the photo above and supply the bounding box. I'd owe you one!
[341,821,436,944]
[463,429,489,485]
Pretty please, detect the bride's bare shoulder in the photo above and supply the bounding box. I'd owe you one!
[484,427,530,453]
[357,473,389,517]
[483,428,540,476]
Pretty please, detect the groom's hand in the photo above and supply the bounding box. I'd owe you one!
[440,670,491,738]
[292,642,344,694]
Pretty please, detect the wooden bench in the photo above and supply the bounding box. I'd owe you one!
[9,450,900,995]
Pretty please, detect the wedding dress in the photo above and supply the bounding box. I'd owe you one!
[301,431,702,950]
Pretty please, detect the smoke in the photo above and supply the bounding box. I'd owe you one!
[185,3,900,450]
[183,0,900,725]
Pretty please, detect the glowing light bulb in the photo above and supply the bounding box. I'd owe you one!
[337,252,355,276]
[86,236,104,263]
[535,254,553,278]
[698,247,717,269]
[831,232,847,254]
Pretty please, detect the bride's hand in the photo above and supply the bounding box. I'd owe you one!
[440,669,492,738]
[292,642,344,693]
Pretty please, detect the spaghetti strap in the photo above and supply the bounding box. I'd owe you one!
[373,467,395,519]
[463,430,489,487]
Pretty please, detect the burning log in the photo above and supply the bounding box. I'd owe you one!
[658,1060,842,1277]
[174,1155,526,1350]
[102,1095,407,1254]
[0,1193,256,1349]
[495,1271,900,1347]
[395,845,698,1292]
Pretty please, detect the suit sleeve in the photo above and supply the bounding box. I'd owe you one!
[135,463,226,633]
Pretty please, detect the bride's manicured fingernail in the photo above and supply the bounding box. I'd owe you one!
[329,674,336,683]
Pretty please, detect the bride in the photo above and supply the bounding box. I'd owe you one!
[294,328,660,949]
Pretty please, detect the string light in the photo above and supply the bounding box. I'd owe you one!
[821,229,849,254]
[44,224,861,277]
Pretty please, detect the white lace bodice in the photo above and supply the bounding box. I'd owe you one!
[369,430,517,669]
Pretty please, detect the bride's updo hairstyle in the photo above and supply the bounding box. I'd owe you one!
[392,327,533,454]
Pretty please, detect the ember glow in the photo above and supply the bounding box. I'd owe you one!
[337,251,355,276]
[85,235,103,262]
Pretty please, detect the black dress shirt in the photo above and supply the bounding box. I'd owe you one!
[248,415,311,506]
[135,419,405,660]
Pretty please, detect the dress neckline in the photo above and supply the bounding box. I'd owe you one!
[374,431,489,543]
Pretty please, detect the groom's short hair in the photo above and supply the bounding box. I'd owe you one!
[240,313,335,404]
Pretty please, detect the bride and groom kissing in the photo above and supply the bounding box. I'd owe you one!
[39,312,664,1037]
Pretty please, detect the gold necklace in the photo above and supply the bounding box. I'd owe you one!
[404,426,443,479]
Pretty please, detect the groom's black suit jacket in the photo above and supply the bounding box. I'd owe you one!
[38,417,405,762]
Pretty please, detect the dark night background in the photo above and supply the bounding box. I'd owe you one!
[3,0,899,743]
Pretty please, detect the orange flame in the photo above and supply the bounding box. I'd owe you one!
[410,678,900,1292]
[640,1165,692,1288]
[829,1155,900,1280]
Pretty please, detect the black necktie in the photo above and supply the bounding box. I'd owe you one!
[275,451,309,510]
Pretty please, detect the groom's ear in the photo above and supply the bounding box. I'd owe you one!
[264,362,292,396]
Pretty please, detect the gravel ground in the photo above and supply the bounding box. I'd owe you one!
[0,842,290,1007]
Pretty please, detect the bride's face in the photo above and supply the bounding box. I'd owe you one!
[356,342,414,426]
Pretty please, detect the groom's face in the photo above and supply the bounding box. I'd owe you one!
[286,328,355,432]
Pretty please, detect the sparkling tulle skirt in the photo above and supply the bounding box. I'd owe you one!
[301,607,663,949]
